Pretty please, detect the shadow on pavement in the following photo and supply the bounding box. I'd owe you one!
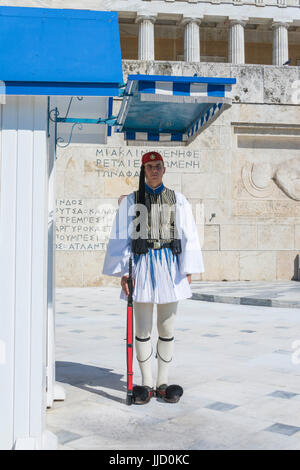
[56,361,126,405]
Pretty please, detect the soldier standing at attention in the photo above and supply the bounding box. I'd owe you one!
[103,151,204,404]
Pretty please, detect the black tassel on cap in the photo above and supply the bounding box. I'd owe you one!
[131,164,148,254]
[138,165,146,206]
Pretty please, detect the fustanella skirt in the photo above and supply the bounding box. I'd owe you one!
[120,247,192,304]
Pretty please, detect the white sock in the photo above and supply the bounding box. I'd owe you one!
[134,302,154,388]
[156,301,178,388]
[156,336,174,388]
[135,336,153,388]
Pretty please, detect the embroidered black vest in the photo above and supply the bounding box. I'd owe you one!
[131,187,181,255]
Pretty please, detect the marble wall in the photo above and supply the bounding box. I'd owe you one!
[55,61,300,286]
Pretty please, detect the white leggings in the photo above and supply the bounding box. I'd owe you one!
[133,301,178,388]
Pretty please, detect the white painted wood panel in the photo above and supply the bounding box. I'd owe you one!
[0,97,18,450]
[29,96,48,437]
[0,96,57,449]
[14,96,34,439]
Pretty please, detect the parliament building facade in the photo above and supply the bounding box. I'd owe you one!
[7,0,300,283]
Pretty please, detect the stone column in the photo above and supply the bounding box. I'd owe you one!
[272,21,290,65]
[136,15,156,60]
[228,19,247,64]
[182,18,201,62]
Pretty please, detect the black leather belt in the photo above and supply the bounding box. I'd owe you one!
[147,241,172,250]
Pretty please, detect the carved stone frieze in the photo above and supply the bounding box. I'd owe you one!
[241,157,300,201]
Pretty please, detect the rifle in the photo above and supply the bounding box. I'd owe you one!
[126,257,134,405]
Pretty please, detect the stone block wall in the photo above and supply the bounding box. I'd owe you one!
[55,61,300,285]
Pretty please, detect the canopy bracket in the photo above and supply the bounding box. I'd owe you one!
[48,97,118,154]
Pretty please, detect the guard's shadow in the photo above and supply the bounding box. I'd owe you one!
[56,361,126,404]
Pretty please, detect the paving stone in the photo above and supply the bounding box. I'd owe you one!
[265,423,300,436]
[273,349,291,355]
[268,390,299,399]
[205,402,239,412]
[55,429,83,444]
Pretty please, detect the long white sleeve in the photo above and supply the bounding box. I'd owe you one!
[176,192,205,275]
[102,193,135,277]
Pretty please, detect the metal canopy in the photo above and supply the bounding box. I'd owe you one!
[0,6,123,96]
[116,74,236,145]
[49,74,237,150]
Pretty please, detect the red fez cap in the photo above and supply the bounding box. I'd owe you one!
[141,151,163,166]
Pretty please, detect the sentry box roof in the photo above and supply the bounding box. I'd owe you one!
[117,75,236,145]
[0,6,123,96]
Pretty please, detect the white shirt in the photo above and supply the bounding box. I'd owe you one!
[102,190,205,304]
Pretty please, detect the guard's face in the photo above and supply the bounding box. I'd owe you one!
[144,162,165,188]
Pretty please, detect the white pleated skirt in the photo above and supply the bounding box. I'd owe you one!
[120,247,192,304]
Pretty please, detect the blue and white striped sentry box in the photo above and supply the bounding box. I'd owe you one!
[116,74,236,145]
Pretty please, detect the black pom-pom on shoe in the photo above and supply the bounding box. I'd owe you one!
[132,385,154,405]
[165,385,183,403]
[156,384,183,403]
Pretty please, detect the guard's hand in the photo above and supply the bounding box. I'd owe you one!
[187,274,192,284]
[121,275,135,297]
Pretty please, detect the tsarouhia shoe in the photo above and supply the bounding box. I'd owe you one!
[155,384,183,403]
[132,385,155,405]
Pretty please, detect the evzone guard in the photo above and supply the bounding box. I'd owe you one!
[103,151,205,404]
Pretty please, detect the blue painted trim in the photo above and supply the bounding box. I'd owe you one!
[5,81,121,97]
[138,81,156,94]
[128,74,236,84]
[0,5,113,19]
[207,84,225,97]
[56,117,117,125]
[171,133,183,142]
[173,82,190,96]
[125,131,136,140]
[147,133,160,141]
[107,97,113,137]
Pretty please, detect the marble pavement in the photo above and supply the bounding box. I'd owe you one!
[47,285,300,450]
